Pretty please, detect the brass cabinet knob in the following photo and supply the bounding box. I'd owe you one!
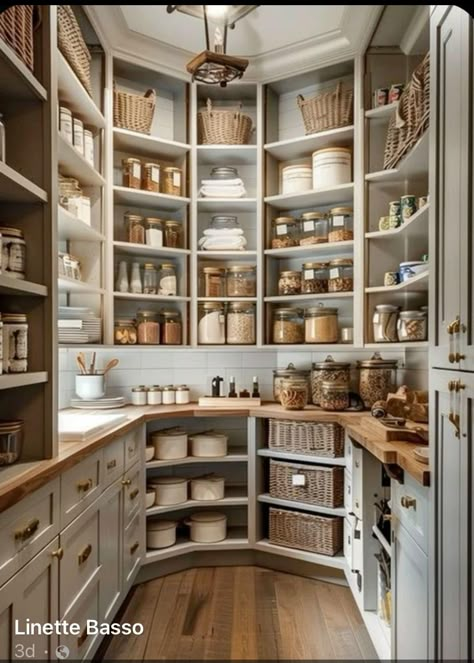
[449,352,466,363]
[122,479,132,486]
[14,518,40,541]
[77,478,93,493]
[401,495,417,509]
[448,379,466,392]
[51,547,64,561]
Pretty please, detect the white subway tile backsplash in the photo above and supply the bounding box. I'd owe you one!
[206,351,243,368]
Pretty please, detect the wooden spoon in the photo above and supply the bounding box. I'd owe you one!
[102,358,119,376]
[76,355,87,375]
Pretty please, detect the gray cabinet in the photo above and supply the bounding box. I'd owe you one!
[98,480,123,621]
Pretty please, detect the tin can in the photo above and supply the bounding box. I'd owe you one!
[373,87,389,107]
[400,194,417,221]
[389,83,405,103]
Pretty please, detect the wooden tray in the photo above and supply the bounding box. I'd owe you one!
[361,416,428,443]
[198,396,261,408]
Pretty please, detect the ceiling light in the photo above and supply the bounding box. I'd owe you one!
[167,5,258,28]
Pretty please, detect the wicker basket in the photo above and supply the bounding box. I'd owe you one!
[0,5,36,71]
[297,82,353,135]
[58,5,92,96]
[197,99,253,145]
[268,418,344,458]
[113,86,156,135]
[269,459,344,508]
[269,507,343,556]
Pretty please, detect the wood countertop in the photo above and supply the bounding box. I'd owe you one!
[0,403,430,513]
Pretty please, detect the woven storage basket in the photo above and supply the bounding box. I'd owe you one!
[269,459,344,508]
[268,418,344,458]
[58,5,92,96]
[113,86,156,135]
[269,507,343,556]
[198,99,253,145]
[297,82,353,135]
[0,5,36,71]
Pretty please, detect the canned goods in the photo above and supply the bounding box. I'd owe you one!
[400,195,417,220]
[389,83,405,103]
[373,87,389,107]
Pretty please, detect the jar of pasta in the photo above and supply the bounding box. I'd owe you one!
[280,377,308,410]
[272,307,304,344]
[161,309,182,345]
[304,305,339,343]
[142,162,160,192]
[226,302,256,345]
[124,213,145,244]
[328,207,353,242]
[201,267,226,298]
[278,270,301,295]
[114,319,137,345]
[122,158,142,189]
[164,220,182,248]
[301,262,328,294]
[328,258,353,292]
[137,310,160,345]
[163,167,182,196]
[271,216,299,249]
[299,212,328,245]
[226,265,256,297]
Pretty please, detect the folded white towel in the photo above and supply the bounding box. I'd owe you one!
[203,228,244,237]
[199,184,247,198]
[199,235,247,250]
[200,178,244,187]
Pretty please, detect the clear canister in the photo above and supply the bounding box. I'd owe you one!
[272,307,304,344]
[145,218,163,248]
[357,353,398,408]
[163,167,182,196]
[159,263,177,296]
[299,211,328,245]
[164,220,183,248]
[280,377,308,410]
[143,263,158,294]
[311,355,350,405]
[137,310,160,345]
[328,258,353,292]
[278,270,302,296]
[114,318,137,345]
[304,305,339,343]
[320,380,350,411]
[124,213,145,244]
[271,216,299,249]
[226,301,256,345]
[273,363,310,404]
[328,207,354,242]
[201,267,226,298]
[122,157,141,189]
[142,162,160,192]
[226,265,256,297]
[397,310,427,342]
[373,305,399,343]
[301,262,328,294]
[198,302,225,345]
[161,309,182,345]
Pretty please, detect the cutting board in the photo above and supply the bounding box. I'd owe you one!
[59,413,128,442]
[361,416,429,443]
[198,396,261,407]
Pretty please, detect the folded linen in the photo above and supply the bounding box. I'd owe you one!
[200,178,244,187]
[198,235,247,250]
[203,228,244,237]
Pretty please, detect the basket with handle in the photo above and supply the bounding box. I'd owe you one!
[269,459,344,508]
[297,81,353,135]
[268,418,344,458]
[113,85,156,135]
[57,5,92,96]
[197,98,253,145]
[269,507,343,556]
[0,5,38,71]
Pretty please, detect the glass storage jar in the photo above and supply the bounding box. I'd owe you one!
[357,353,398,408]
[198,302,225,345]
[163,166,182,196]
[328,207,354,242]
[301,262,329,294]
[373,305,400,343]
[2,313,28,373]
[210,215,239,230]
[278,270,301,296]
[124,213,145,244]
[299,212,328,245]
[328,258,353,292]
[311,355,351,406]
[161,309,182,345]
[271,216,299,249]
[0,419,24,466]
[272,307,304,344]
[143,263,158,294]
[142,162,160,192]
[158,263,177,296]
[397,310,427,342]
[226,302,256,345]
[226,265,256,297]
[137,310,160,345]
[210,166,239,180]
[280,377,308,411]
[114,318,137,345]
[122,157,142,189]
[164,220,182,248]
[304,305,339,343]
[320,381,350,411]
[145,218,163,248]
[201,267,226,298]
[273,363,311,404]
[0,227,26,279]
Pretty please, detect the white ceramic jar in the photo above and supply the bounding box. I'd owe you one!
[147,386,162,405]
[147,520,177,549]
[312,147,351,190]
[190,431,228,458]
[175,385,190,404]
[150,476,188,506]
[190,475,225,501]
[145,487,156,508]
[83,129,94,166]
[73,117,84,155]
[162,386,176,405]
[59,106,73,143]
[281,164,312,195]
[131,386,147,405]
[151,428,188,460]
[185,512,227,543]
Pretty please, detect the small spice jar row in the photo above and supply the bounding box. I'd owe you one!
[272,304,342,344]
[131,384,190,406]
[0,226,26,280]
[124,212,183,249]
[59,175,91,225]
[122,157,183,196]
[200,264,256,298]
[0,312,28,374]
[115,309,183,346]
[198,301,256,345]
[373,305,428,343]
[116,260,178,296]
[271,207,353,249]
[378,193,429,231]
[59,104,95,166]
[278,259,353,295]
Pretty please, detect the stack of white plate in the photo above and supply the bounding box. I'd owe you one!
[58,307,102,344]
[70,396,127,410]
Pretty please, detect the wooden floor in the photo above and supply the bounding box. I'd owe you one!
[101,566,377,660]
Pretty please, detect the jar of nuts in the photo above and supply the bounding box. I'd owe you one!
[280,377,308,410]
[320,380,349,411]
[142,162,160,192]
[163,166,182,196]
[115,319,137,345]
[278,270,301,296]
[357,353,398,408]
[299,211,328,245]
[304,305,339,343]
[271,216,299,249]
[272,307,304,344]
[328,207,353,242]
[311,355,350,405]
[122,157,142,189]
[328,258,353,292]
[124,213,145,244]
[301,262,329,294]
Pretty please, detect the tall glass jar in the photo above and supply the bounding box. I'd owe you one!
[311,355,350,405]
[301,262,329,294]
[2,313,28,373]
[124,213,145,244]
[143,264,158,294]
[163,166,182,196]
[201,267,226,298]
[122,157,141,189]
[226,302,256,345]
[272,307,304,344]
[328,207,354,242]
[137,310,160,345]
[299,212,328,245]
[357,353,398,408]
[164,220,183,248]
[142,162,160,192]
[158,263,177,296]
[328,258,353,292]
[226,265,256,297]
[304,305,339,343]
[161,309,182,345]
[145,218,163,248]
[198,302,225,345]
[271,216,299,249]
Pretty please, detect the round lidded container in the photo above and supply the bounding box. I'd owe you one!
[115,318,137,345]
[164,220,183,248]
[151,427,188,460]
[311,355,351,405]
[150,476,188,506]
[73,117,84,154]
[163,166,182,196]
[210,166,239,180]
[357,353,398,409]
[185,511,227,543]
[147,386,162,405]
[280,377,308,411]
[0,227,26,279]
[304,304,338,343]
[147,520,177,549]
[278,270,302,296]
[299,211,328,245]
[0,419,24,466]
[131,386,147,406]
[137,310,160,345]
[273,362,310,404]
[175,385,190,404]
[226,301,256,345]
[328,207,354,242]
[373,304,400,343]
[328,258,353,292]
[142,162,160,192]
[83,129,94,166]
[201,266,226,298]
[226,265,256,297]
[145,486,155,508]
[301,261,329,294]
[190,474,225,501]
[320,380,350,411]
[198,302,225,345]
[124,213,145,244]
[145,217,163,248]
[272,307,304,344]
[397,310,427,342]
[312,147,352,190]
[162,385,176,405]
[281,163,312,195]
[2,313,28,373]
[271,216,299,249]
[122,157,142,189]
[190,431,228,458]
[161,309,182,345]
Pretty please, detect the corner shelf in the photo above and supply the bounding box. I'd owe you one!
[146,487,248,516]
[365,101,398,119]
[57,51,104,129]
[0,161,47,203]
[145,449,248,469]
[254,539,346,570]
[113,128,190,160]
[0,372,48,390]
[258,493,346,517]
[365,271,428,294]
[197,198,257,213]
[0,275,47,297]
[144,527,249,564]
[365,204,429,240]
[365,132,428,182]
[113,292,190,303]
[58,206,105,242]
[0,38,47,102]
[265,125,354,161]
[58,277,104,295]
[264,292,353,303]
[257,448,346,467]
[265,240,354,259]
[113,241,190,259]
[113,186,190,211]
[265,182,354,211]
[197,144,257,165]
[58,135,105,187]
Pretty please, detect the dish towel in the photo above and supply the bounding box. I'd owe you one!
[199,177,247,198]
[198,228,247,250]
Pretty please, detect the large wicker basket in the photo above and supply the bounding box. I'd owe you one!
[297,82,353,135]
[58,5,92,96]
[268,418,344,458]
[0,5,36,71]
[269,507,343,556]
[113,86,156,135]
[269,459,344,508]
[198,99,253,145]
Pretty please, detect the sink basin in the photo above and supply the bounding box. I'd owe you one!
[59,412,128,442]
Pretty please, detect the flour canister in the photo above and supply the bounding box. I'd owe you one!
[190,431,228,457]
[150,476,188,506]
[147,520,177,549]
[281,164,312,195]
[190,475,225,501]
[151,427,188,460]
[185,512,227,543]
[312,147,352,190]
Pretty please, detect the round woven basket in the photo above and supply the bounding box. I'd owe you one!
[198,99,253,145]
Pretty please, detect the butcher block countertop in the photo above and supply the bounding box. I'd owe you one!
[0,403,430,513]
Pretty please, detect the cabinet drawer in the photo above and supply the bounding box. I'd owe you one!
[61,451,102,528]
[0,478,60,587]
[123,511,142,589]
[392,475,429,554]
[125,426,142,470]
[103,438,124,488]
[122,463,142,526]
[59,576,100,661]
[60,503,100,618]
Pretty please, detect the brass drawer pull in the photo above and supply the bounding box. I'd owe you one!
[129,488,139,500]
[106,459,117,470]
[130,541,139,555]
[449,352,466,364]
[447,317,461,335]
[400,495,417,510]
[448,412,461,438]
[77,478,93,493]
[78,543,92,566]
[77,628,88,648]
[128,445,135,455]
[448,379,466,393]
[51,547,64,561]
[122,478,131,486]
[15,518,40,542]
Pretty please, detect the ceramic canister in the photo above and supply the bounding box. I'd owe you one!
[185,512,227,543]
[400,195,417,221]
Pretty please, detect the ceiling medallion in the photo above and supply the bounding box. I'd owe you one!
[167,5,258,87]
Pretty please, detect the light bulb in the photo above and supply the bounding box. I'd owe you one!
[206,5,230,20]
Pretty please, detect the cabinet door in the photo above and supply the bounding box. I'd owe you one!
[98,480,123,622]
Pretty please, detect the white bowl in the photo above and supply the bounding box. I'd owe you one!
[145,445,155,462]
[75,374,105,400]
[145,490,155,509]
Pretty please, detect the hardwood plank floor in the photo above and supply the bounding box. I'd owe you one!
[100,566,378,661]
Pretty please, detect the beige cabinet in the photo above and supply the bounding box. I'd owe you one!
[98,480,123,621]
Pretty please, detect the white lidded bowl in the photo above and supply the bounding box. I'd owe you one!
[145,445,155,462]
[151,427,188,460]
[150,476,188,506]
[190,475,225,501]
[190,431,228,458]
[147,519,177,549]
[145,487,156,509]
[312,147,351,190]
[185,511,227,543]
[281,163,312,195]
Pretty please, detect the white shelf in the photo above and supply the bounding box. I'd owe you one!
[146,487,248,516]
[113,241,190,259]
[197,297,258,302]
[197,197,257,213]
[57,52,104,129]
[197,145,257,165]
[144,527,249,564]
[372,525,391,556]
[264,292,353,303]
[365,102,399,119]
[265,182,354,211]
[365,204,429,240]
[58,135,105,187]
[58,206,105,242]
[113,186,190,211]
[255,539,346,570]
[0,275,47,297]
[0,372,48,390]
[113,128,190,160]
[58,278,104,295]
[263,343,354,351]
[0,39,47,101]
[146,449,248,469]
[257,448,346,467]
[0,161,47,203]
[113,292,190,303]
[265,125,354,161]
[265,240,354,259]
[197,250,258,260]
[365,270,428,294]
[258,494,346,517]
[366,132,428,182]
[364,341,429,349]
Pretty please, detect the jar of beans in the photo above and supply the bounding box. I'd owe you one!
[137,310,160,345]
[226,265,256,297]
[301,262,329,294]
[125,213,145,244]
[278,270,301,295]
[271,216,299,249]
[328,207,353,242]
[161,309,182,345]
[226,302,256,345]
[320,380,349,411]
[272,307,304,344]
[142,162,160,192]
[122,157,142,189]
[328,258,353,292]
[201,266,226,298]
[299,211,328,245]
[163,167,182,196]
[164,220,182,248]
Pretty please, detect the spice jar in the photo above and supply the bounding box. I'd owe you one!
[0,227,26,279]
[59,106,73,143]
[124,213,145,244]
[201,267,226,298]
[304,305,339,343]
[273,363,310,404]
[161,309,182,345]
[278,270,301,296]
[131,386,147,406]
[311,355,350,405]
[159,263,177,296]
[320,381,349,411]
[301,262,328,294]
[73,117,84,155]
[137,310,160,345]
[357,353,398,409]
[143,263,158,294]
[328,258,353,292]
[198,302,225,345]
[272,307,304,344]
[162,386,176,405]
[280,378,308,411]
[147,386,162,405]
[328,207,354,242]
[114,318,137,345]
[226,302,256,345]
[164,220,182,248]
[397,310,427,342]
[271,216,299,249]
[299,212,328,245]
[142,162,160,192]
[145,218,163,248]
[83,129,94,166]
[122,158,142,189]
[373,305,400,343]
[163,167,182,196]
[226,265,256,297]
[2,313,28,373]
[175,385,190,404]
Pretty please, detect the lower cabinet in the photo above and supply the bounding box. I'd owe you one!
[98,480,123,622]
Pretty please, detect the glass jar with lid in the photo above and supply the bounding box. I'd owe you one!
[158,263,177,296]
[164,220,182,248]
[320,381,350,411]
[137,310,160,345]
[163,166,182,196]
[304,304,339,343]
[301,262,329,294]
[198,302,225,345]
[278,270,301,296]
[226,302,256,345]
[161,309,182,345]
[210,215,239,230]
[328,258,353,292]
[226,265,256,297]
[210,166,239,180]
[328,207,354,242]
[299,211,328,245]
[114,318,137,345]
[142,162,160,192]
[373,305,400,343]
[143,264,158,294]
[273,363,311,404]
[272,307,304,344]
[3,313,28,373]
[124,213,145,244]
[201,266,226,298]
[271,216,299,249]
[280,377,308,411]
[397,310,427,342]
[145,217,163,248]
[311,355,350,405]
[357,353,398,408]
[0,227,26,279]
[122,157,142,189]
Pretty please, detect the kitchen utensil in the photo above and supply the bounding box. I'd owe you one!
[89,351,96,375]
[103,358,119,376]
[76,355,87,375]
